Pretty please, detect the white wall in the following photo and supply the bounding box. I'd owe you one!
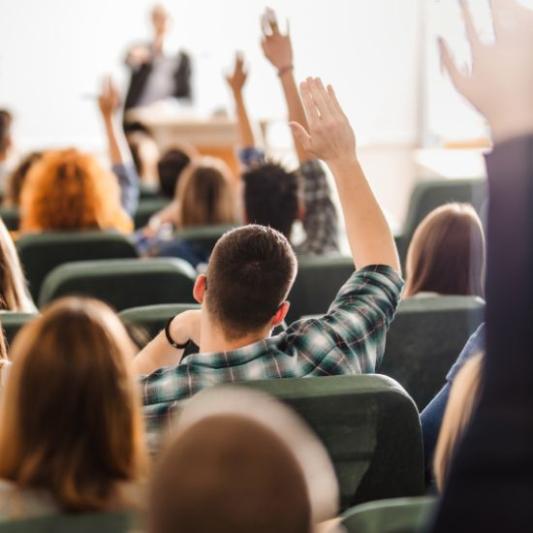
[0,0,422,151]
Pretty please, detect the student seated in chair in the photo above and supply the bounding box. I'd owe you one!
[134,78,403,441]
[225,10,339,256]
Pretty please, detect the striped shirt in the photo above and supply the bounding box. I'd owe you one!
[141,265,403,442]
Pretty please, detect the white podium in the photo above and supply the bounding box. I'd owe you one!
[126,104,240,176]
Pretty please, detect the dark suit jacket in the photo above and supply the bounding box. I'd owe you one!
[124,49,192,111]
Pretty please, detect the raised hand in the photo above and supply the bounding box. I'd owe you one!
[439,0,533,142]
[98,76,121,119]
[290,78,356,165]
[225,53,248,95]
[260,8,293,73]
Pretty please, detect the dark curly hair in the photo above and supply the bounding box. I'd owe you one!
[243,163,299,239]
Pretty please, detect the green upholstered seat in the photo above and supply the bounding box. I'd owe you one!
[396,178,486,262]
[39,258,196,311]
[0,512,137,533]
[120,303,201,340]
[380,295,485,410]
[0,311,37,346]
[16,231,138,301]
[341,496,436,533]
[133,198,171,229]
[286,255,354,323]
[212,374,424,510]
[0,206,20,231]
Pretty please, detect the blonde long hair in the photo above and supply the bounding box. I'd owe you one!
[175,157,236,229]
[0,297,147,512]
[434,353,483,491]
[20,149,132,233]
[0,219,35,312]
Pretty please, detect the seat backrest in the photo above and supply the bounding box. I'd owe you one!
[0,207,20,231]
[287,255,354,323]
[133,198,171,229]
[341,496,436,533]
[398,178,486,261]
[39,258,196,311]
[0,311,37,346]
[174,224,236,256]
[17,231,138,301]
[120,303,201,340]
[231,375,424,510]
[0,512,135,533]
[380,296,485,410]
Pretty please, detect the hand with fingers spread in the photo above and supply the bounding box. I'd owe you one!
[440,0,533,142]
[291,78,356,166]
[292,77,400,273]
[225,53,248,96]
[98,76,121,119]
[260,8,293,74]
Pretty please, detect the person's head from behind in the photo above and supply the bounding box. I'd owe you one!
[151,4,170,38]
[0,218,34,312]
[4,151,43,207]
[157,147,193,198]
[0,110,13,161]
[176,157,236,228]
[243,162,299,239]
[148,388,338,533]
[0,297,147,511]
[434,354,483,491]
[192,225,297,342]
[20,149,128,232]
[404,203,486,298]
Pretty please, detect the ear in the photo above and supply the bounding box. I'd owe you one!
[193,275,207,304]
[271,301,290,327]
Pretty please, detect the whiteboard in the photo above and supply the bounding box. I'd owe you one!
[0,0,421,151]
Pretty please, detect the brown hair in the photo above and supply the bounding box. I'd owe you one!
[206,225,297,339]
[3,152,43,208]
[0,297,147,512]
[0,219,35,312]
[20,149,132,233]
[149,415,311,533]
[176,158,236,228]
[404,203,485,298]
[434,354,483,491]
[0,111,12,157]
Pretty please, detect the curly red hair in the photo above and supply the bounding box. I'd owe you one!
[20,149,132,233]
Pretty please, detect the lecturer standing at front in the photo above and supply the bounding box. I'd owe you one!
[124,4,193,112]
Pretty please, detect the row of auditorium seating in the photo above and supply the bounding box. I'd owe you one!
[0,292,484,411]
[0,496,436,533]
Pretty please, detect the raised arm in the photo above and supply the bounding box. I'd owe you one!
[431,1,533,531]
[291,79,400,272]
[261,10,310,163]
[98,76,139,215]
[225,53,255,150]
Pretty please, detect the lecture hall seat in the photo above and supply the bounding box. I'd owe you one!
[39,258,196,311]
[380,295,485,410]
[16,231,138,301]
[0,311,37,346]
[341,496,436,533]
[186,375,425,510]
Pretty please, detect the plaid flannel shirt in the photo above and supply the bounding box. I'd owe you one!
[141,265,403,442]
[239,148,339,256]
